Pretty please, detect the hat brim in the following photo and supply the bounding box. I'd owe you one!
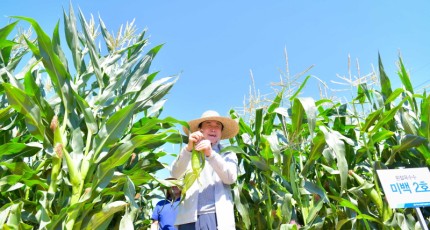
[183,116,239,139]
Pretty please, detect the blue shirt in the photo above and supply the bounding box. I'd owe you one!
[151,198,180,230]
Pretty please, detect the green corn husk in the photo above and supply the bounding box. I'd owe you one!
[180,147,205,202]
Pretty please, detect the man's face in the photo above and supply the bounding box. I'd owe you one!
[200,120,223,144]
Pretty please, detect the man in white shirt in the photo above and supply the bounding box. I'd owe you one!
[171,110,239,230]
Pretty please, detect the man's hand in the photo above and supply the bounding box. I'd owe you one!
[187,131,204,151]
[187,131,212,157]
[194,139,212,157]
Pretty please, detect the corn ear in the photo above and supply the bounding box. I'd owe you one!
[180,147,206,203]
[180,170,199,202]
[191,148,205,173]
[50,115,81,204]
[48,116,62,194]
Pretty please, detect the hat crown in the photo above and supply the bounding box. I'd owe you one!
[200,110,220,118]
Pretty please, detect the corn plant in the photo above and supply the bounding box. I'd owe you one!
[229,55,430,229]
[0,4,185,230]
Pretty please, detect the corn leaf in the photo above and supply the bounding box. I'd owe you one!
[361,109,382,133]
[132,116,188,135]
[6,202,22,228]
[84,201,127,229]
[398,57,418,111]
[301,131,326,175]
[378,53,393,109]
[297,97,317,138]
[392,134,426,153]
[0,142,41,159]
[3,83,44,141]
[13,16,73,112]
[254,108,263,144]
[0,21,18,65]
[77,10,103,86]
[63,4,83,73]
[263,90,283,135]
[95,103,135,156]
[320,126,348,192]
[291,97,305,136]
[305,199,323,224]
[73,90,98,134]
[0,205,11,227]
[371,97,408,133]
[233,185,251,229]
[290,75,311,101]
[371,130,394,143]
[400,110,417,135]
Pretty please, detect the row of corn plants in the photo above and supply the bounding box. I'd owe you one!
[0,4,187,229]
[228,55,430,229]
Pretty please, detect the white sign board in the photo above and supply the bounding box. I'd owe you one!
[376,167,430,208]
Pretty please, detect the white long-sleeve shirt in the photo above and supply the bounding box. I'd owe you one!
[170,142,237,229]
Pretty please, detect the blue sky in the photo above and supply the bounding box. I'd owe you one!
[2,1,430,177]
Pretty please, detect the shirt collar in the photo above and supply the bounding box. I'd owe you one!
[212,141,222,153]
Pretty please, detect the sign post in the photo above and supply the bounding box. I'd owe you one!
[376,167,430,229]
[416,207,428,230]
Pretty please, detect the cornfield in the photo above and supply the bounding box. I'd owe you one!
[1,4,430,230]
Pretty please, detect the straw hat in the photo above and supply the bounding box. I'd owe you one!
[183,110,239,139]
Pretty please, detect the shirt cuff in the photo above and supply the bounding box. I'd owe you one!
[206,150,216,160]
